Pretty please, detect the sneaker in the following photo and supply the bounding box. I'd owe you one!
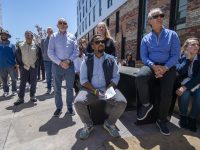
[3,92,9,97]
[12,91,18,96]
[14,98,24,105]
[53,109,62,117]
[79,123,94,140]
[67,107,75,116]
[46,89,52,94]
[156,120,170,136]
[137,104,153,120]
[103,120,120,138]
[30,97,37,102]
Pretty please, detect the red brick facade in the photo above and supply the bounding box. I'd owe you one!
[80,0,200,62]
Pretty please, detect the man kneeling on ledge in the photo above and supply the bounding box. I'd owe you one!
[74,34,127,140]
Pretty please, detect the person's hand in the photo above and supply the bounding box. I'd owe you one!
[59,61,69,69]
[176,86,187,96]
[159,66,168,75]
[152,65,163,78]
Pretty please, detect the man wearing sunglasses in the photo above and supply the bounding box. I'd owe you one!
[135,8,181,135]
[74,34,127,140]
[48,18,79,117]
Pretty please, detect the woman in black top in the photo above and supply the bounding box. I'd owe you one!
[86,22,116,56]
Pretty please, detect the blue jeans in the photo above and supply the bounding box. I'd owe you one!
[0,66,17,92]
[178,88,200,118]
[52,63,75,110]
[44,61,52,90]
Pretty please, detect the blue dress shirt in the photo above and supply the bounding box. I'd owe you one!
[80,53,120,91]
[48,31,79,65]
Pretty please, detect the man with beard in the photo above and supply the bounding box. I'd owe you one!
[0,30,17,97]
[14,31,42,105]
[74,34,127,140]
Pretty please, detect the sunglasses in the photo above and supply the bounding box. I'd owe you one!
[151,14,165,19]
[58,22,67,25]
[94,40,104,45]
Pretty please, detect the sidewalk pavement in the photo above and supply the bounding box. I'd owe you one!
[0,81,200,150]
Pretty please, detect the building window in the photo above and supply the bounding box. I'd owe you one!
[83,6,85,18]
[142,0,148,35]
[89,12,91,26]
[90,0,92,7]
[80,12,82,22]
[107,0,112,8]
[121,36,126,59]
[93,29,95,35]
[82,21,84,33]
[87,33,89,41]
[85,17,87,30]
[79,1,81,10]
[82,0,84,4]
[175,0,187,30]
[116,11,120,34]
[93,6,95,22]
[79,25,81,35]
[99,0,102,16]
[86,0,88,13]
[106,18,110,27]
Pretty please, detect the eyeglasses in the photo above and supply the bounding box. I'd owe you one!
[151,14,165,19]
[188,43,200,47]
[94,40,104,45]
[58,22,67,25]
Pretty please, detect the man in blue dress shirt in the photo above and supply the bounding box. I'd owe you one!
[135,8,181,135]
[48,18,79,117]
[74,34,127,140]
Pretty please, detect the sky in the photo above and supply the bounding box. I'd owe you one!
[2,0,77,43]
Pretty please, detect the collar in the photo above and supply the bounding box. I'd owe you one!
[58,30,67,35]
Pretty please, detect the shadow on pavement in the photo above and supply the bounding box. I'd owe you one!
[39,113,76,135]
[0,95,14,101]
[36,93,54,101]
[71,127,129,150]
[6,101,37,112]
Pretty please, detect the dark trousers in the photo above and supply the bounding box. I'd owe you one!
[37,60,45,80]
[135,66,176,121]
[18,67,38,98]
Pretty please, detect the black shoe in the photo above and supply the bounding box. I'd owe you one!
[53,109,62,117]
[188,117,197,132]
[30,97,37,102]
[67,108,75,116]
[156,120,170,136]
[137,104,153,120]
[179,115,188,129]
[14,98,24,105]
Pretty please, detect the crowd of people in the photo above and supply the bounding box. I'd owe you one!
[0,7,199,140]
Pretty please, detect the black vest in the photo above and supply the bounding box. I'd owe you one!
[86,53,114,87]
